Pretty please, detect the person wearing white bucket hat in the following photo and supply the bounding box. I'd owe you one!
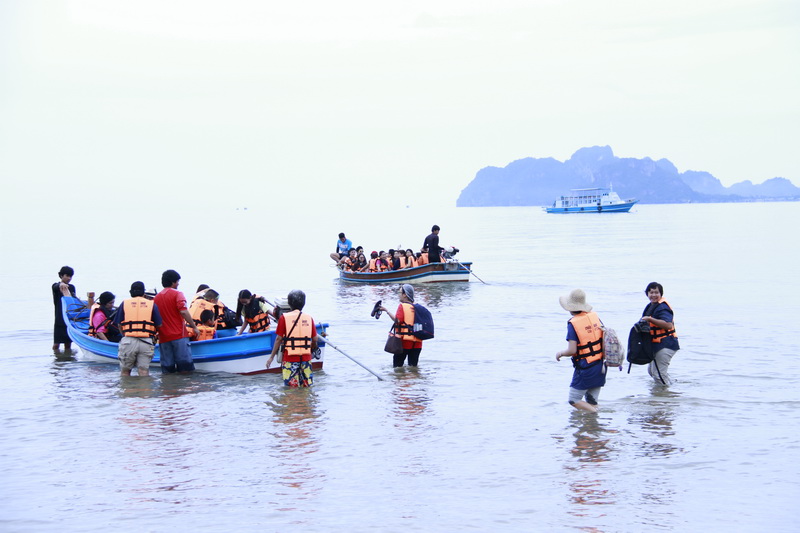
[555,289,607,413]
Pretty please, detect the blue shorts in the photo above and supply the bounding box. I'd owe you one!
[159,337,194,373]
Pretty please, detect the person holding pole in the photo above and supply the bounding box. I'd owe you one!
[267,290,322,387]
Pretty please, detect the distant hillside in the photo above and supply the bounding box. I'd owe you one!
[456,146,800,206]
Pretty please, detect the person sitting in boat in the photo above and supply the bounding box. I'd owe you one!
[89,291,121,342]
[329,232,353,263]
[191,284,210,305]
[368,251,380,272]
[236,290,275,335]
[339,248,358,270]
[266,289,323,387]
[354,252,369,272]
[405,249,418,269]
[190,309,218,341]
[417,247,429,266]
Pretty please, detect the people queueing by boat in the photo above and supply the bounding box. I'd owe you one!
[89,291,122,343]
[379,284,424,368]
[639,282,680,386]
[330,232,353,264]
[555,289,606,413]
[266,289,323,387]
[236,290,274,334]
[114,281,162,377]
[52,265,77,355]
[153,269,198,373]
[423,225,442,263]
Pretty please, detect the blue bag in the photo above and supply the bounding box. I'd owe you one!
[412,304,434,340]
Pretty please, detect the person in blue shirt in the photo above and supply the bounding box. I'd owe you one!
[330,232,353,263]
[640,281,680,386]
[555,289,607,413]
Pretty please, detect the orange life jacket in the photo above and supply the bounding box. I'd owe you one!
[368,258,378,272]
[569,311,604,366]
[398,257,407,269]
[190,298,217,322]
[393,303,416,342]
[118,297,157,339]
[245,296,271,333]
[406,256,418,268]
[418,253,429,265]
[281,310,314,362]
[649,298,678,343]
[195,324,216,341]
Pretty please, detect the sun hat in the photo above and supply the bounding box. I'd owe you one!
[559,289,592,312]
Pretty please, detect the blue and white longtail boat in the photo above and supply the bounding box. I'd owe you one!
[62,296,326,375]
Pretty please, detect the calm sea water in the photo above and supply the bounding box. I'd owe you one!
[1,202,798,532]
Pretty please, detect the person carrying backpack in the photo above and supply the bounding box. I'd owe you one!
[555,289,607,413]
[639,281,680,386]
[379,284,425,368]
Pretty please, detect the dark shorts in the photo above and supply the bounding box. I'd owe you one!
[159,337,194,373]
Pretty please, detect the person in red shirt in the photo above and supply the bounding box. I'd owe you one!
[153,269,199,373]
[266,290,321,387]
[379,284,423,367]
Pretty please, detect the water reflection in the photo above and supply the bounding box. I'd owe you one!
[629,388,684,459]
[391,368,432,434]
[266,387,323,510]
[335,281,472,309]
[560,413,617,515]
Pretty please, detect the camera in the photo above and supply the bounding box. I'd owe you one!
[371,300,382,319]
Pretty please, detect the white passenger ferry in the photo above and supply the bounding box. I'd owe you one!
[545,187,638,213]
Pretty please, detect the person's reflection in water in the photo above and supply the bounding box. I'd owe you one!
[266,387,323,510]
[562,413,617,515]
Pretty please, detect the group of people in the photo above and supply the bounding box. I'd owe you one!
[555,282,680,413]
[53,267,324,386]
[329,226,445,273]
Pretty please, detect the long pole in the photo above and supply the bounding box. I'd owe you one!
[457,261,487,284]
[322,337,384,381]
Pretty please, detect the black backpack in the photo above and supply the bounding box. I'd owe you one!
[411,304,434,340]
[627,322,654,366]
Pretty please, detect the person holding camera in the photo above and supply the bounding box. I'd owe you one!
[379,284,423,368]
[640,282,680,386]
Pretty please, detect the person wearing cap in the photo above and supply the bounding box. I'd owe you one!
[379,284,424,368]
[330,232,353,263]
[639,281,680,386]
[555,289,607,413]
[154,269,199,373]
[115,282,163,376]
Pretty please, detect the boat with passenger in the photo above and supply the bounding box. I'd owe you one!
[338,247,473,284]
[61,296,327,375]
[545,187,638,213]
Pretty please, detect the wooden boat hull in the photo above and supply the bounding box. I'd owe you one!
[339,261,472,283]
[62,297,325,375]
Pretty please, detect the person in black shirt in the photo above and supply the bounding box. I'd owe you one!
[52,266,76,355]
[423,225,442,263]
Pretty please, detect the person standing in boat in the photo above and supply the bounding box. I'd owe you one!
[266,290,321,387]
[154,269,199,373]
[423,225,442,263]
[115,281,162,377]
[639,282,680,386]
[555,289,606,413]
[379,284,424,368]
[52,266,77,355]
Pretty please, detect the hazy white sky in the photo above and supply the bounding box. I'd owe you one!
[1,0,797,209]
